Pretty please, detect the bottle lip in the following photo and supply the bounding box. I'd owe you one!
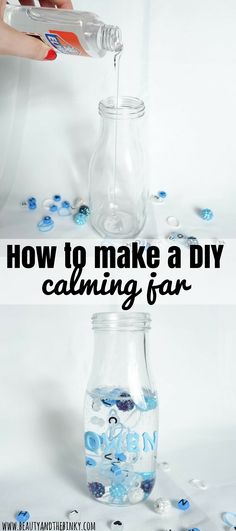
[99,96,145,120]
[92,312,151,331]
[101,24,123,52]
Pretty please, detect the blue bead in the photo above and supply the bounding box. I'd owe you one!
[16,511,30,523]
[49,204,58,213]
[74,212,87,226]
[61,200,70,208]
[141,478,155,494]
[111,464,122,475]
[200,208,214,221]
[37,216,54,232]
[178,499,190,511]
[159,191,167,199]
[109,483,127,500]
[188,529,200,531]
[88,481,105,498]
[115,452,127,462]
[79,204,90,217]
[186,236,199,247]
[102,398,116,407]
[116,392,135,412]
[86,457,96,467]
[28,197,37,210]
[53,195,61,202]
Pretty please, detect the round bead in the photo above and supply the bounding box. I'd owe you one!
[159,191,167,199]
[223,512,236,527]
[178,498,190,511]
[109,483,127,501]
[88,481,105,498]
[200,208,214,221]
[37,216,54,232]
[68,510,79,520]
[16,511,30,523]
[141,477,155,494]
[28,197,37,210]
[186,236,198,247]
[74,212,87,225]
[61,200,70,208]
[128,487,144,504]
[116,392,135,412]
[168,232,178,241]
[86,457,96,467]
[58,202,72,217]
[167,216,180,228]
[189,478,208,490]
[53,195,61,202]
[49,204,58,213]
[111,521,124,530]
[153,497,171,514]
[79,204,90,217]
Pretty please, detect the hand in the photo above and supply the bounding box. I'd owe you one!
[0,0,73,60]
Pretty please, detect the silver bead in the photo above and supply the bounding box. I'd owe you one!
[153,497,171,514]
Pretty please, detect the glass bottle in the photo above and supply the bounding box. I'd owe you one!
[89,97,147,238]
[84,313,158,506]
[4,7,122,57]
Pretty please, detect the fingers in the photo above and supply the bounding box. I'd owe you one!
[39,0,73,8]
[0,21,57,60]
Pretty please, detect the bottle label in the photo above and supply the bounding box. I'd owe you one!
[45,30,89,56]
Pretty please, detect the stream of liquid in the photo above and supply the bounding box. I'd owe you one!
[110,47,123,220]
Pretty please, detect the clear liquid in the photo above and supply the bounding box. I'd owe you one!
[84,386,158,505]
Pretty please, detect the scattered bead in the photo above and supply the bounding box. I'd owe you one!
[222,512,236,527]
[141,477,155,494]
[74,212,87,225]
[37,216,54,232]
[28,197,37,210]
[92,398,101,412]
[20,200,28,209]
[49,204,58,213]
[189,478,208,490]
[42,198,54,210]
[116,392,135,412]
[111,464,122,475]
[188,528,200,531]
[79,204,90,217]
[88,481,105,498]
[177,499,190,511]
[167,216,180,228]
[16,511,30,523]
[111,521,124,530]
[128,487,144,504]
[151,190,167,203]
[186,236,199,247]
[168,232,178,241]
[53,195,61,202]
[200,208,214,221]
[59,201,72,217]
[86,457,96,467]
[158,461,171,472]
[177,233,185,240]
[153,497,171,515]
[68,510,79,520]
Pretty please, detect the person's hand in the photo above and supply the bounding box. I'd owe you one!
[0,0,72,60]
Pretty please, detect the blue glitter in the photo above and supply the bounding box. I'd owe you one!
[141,477,155,494]
[200,208,214,221]
[79,204,90,217]
[88,481,105,498]
[74,213,87,226]
[109,483,127,501]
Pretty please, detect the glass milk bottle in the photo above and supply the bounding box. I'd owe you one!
[84,313,158,506]
[89,97,147,238]
[4,6,122,57]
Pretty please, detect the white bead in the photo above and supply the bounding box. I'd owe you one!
[158,461,171,472]
[166,216,180,228]
[128,487,144,504]
[111,521,124,530]
[153,497,171,514]
[189,478,208,490]
[68,510,79,520]
[92,398,101,412]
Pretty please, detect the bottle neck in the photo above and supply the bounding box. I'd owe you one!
[99,24,123,52]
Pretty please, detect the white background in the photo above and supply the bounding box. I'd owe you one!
[1,0,236,238]
[0,1,236,529]
[0,304,236,530]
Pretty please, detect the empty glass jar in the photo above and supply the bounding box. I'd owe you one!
[84,312,158,506]
[89,97,147,238]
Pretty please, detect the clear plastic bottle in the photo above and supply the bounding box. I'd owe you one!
[4,6,122,57]
[84,313,158,506]
[89,96,147,238]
